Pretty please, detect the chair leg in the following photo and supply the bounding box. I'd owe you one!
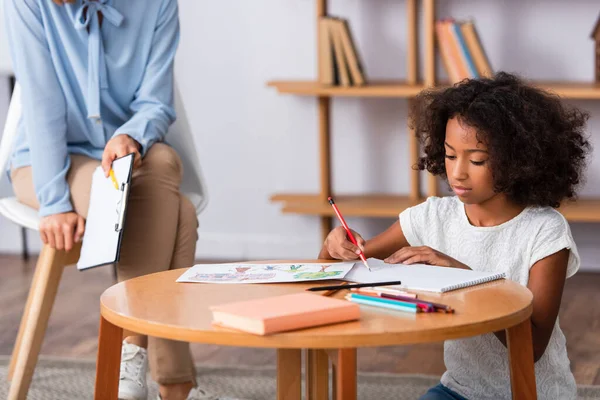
[8,251,45,381]
[7,245,73,400]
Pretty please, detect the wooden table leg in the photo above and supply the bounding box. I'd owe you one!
[306,349,329,400]
[94,315,123,400]
[277,349,301,400]
[331,362,337,400]
[507,319,537,400]
[334,348,357,400]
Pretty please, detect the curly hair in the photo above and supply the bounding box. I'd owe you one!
[409,72,592,208]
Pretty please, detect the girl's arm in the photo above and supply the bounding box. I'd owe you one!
[364,221,411,260]
[493,249,569,362]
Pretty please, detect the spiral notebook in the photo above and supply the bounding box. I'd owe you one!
[344,259,505,293]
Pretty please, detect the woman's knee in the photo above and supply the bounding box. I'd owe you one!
[141,143,184,183]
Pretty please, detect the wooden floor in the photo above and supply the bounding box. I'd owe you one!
[1,254,600,384]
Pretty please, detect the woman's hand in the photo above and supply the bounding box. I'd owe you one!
[319,226,366,260]
[102,134,142,177]
[39,212,85,252]
[51,0,75,5]
[384,246,469,269]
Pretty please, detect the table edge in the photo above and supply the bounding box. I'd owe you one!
[100,301,533,349]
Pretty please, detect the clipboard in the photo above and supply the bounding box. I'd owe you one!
[77,153,134,271]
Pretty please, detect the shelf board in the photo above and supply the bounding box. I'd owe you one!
[271,194,424,218]
[267,80,426,98]
[271,193,600,222]
[267,80,600,100]
[534,81,600,100]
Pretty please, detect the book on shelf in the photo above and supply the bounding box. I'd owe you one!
[461,20,493,77]
[436,19,493,83]
[334,18,366,85]
[330,18,352,86]
[319,18,336,85]
[319,16,367,86]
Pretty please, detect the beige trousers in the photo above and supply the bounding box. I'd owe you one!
[11,143,199,385]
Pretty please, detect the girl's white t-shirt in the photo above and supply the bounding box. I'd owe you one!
[399,196,579,400]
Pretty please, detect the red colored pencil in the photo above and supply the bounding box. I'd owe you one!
[328,197,371,272]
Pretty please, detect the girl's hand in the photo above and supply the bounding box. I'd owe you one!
[384,246,469,269]
[319,226,366,260]
[39,212,85,252]
[102,134,142,177]
[52,0,76,5]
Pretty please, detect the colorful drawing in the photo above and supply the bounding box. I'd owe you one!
[190,272,276,282]
[277,264,306,273]
[293,271,344,280]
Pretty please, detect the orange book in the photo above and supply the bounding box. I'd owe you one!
[443,20,470,82]
[435,20,460,83]
[460,21,493,77]
[210,292,360,335]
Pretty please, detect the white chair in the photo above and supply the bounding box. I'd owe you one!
[1,82,209,400]
[0,0,27,259]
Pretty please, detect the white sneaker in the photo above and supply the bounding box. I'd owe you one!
[157,387,245,400]
[118,341,149,400]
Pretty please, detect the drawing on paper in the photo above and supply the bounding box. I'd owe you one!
[176,262,357,284]
[189,272,277,282]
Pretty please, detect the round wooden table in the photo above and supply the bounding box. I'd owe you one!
[94,260,536,400]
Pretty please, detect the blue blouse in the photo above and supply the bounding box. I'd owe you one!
[4,0,180,216]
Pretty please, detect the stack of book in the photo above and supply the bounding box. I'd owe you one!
[319,16,366,87]
[436,19,493,83]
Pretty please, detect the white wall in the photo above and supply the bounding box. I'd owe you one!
[1,0,599,269]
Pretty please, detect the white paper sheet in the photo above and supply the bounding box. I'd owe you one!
[77,154,133,270]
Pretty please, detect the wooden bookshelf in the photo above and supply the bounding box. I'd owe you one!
[268,0,600,239]
[268,80,600,100]
[271,194,600,223]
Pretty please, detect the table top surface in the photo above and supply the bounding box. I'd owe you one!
[100,260,533,348]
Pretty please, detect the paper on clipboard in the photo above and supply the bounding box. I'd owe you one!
[77,153,134,270]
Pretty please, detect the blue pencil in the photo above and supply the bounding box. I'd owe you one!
[346,294,418,313]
